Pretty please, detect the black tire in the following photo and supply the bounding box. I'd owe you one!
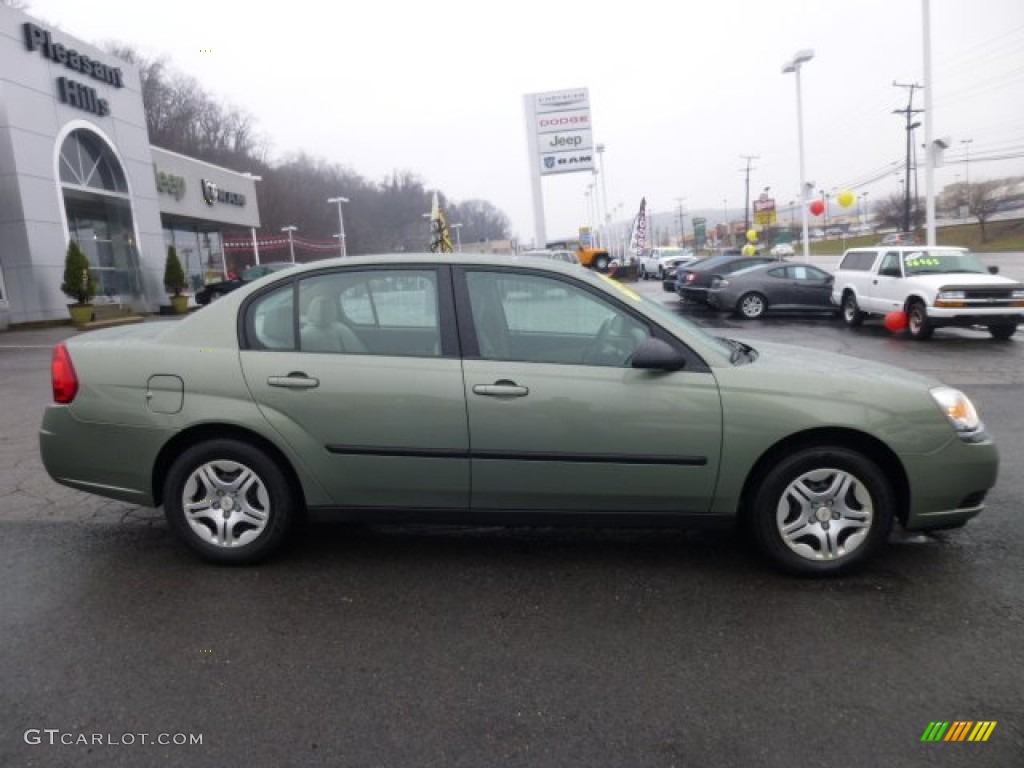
[594,255,610,272]
[988,323,1017,340]
[163,438,296,564]
[841,292,864,327]
[749,446,895,576]
[907,300,934,340]
[737,292,768,320]
[657,266,665,280]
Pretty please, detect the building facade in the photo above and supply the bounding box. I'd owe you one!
[0,5,259,325]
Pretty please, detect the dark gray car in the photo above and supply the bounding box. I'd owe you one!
[706,262,837,319]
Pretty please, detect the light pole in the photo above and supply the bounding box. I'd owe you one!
[782,48,815,260]
[596,143,610,249]
[960,138,973,213]
[243,173,263,265]
[327,196,349,257]
[281,225,297,263]
[450,223,463,252]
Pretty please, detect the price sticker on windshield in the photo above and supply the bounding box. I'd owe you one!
[904,256,940,267]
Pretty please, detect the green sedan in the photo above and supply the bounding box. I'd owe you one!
[39,254,999,574]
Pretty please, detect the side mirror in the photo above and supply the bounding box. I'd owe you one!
[987,265,999,275]
[631,337,686,372]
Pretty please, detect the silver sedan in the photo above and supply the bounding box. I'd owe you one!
[706,262,838,319]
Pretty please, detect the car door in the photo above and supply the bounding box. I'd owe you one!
[455,266,723,515]
[786,265,834,309]
[870,251,908,312]
[238,266,470,510]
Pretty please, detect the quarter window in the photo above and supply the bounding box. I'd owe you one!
[248,285,296,351]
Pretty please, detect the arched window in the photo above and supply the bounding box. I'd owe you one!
[59,130,129,194]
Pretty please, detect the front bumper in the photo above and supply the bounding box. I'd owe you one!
[901,431,999,531]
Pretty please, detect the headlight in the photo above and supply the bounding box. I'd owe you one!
[930,386,981,432]
[937,290,966,300]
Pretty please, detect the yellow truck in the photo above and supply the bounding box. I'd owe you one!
[546,240,611,271]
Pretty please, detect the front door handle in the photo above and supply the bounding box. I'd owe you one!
[473,379,529,398]
[268,372,320,389]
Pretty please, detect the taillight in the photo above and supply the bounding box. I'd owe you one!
[52,343,79,403]
[686,273,697,283]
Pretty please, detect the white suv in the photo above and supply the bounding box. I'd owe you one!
[831,246,1024,340]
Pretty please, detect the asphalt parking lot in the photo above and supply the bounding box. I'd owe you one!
[1,272,1022,767]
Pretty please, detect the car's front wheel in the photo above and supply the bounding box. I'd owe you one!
[164,439,296,564]
[750,446,894,575]
[907,300,934,340]
[988,323,1017,340]
[841,292,864,327]
[593,255,610,272]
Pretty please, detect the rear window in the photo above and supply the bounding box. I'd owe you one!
[839,251,877,271]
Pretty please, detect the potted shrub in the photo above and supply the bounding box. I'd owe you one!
[164,245,189,314]
[61,240,96,325]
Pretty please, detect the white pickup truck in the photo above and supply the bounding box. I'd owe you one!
[831,246,1024,340]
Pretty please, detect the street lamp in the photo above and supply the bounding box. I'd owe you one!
[327,196,349,257]
[782,48,815,260]
[960,138,973,213]
[243,173,263,265]
[450,222,463,253]
[281,225,297,263]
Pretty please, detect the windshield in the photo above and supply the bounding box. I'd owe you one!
[902,249,987,276]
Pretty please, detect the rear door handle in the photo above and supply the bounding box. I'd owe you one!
[268,372,320,389]
[473,380,529,398]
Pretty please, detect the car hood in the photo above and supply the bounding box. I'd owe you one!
[906,273,1023,289]
[716,337,937,393]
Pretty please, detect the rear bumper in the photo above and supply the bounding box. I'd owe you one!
[39,405,170,506]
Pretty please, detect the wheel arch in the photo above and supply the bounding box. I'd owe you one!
[737,427,910,528]
[152,423,307,510]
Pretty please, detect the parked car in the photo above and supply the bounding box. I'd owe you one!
[676,254,777,304]
[832,246,1024,340]
[770,243,795,258]
[879,232,920,246]
[639,247,696,280]
[40,253,998,575]
[195,262,295,305]
[707,262,837,319]
[521,249,582,267]
[660,252,704,292]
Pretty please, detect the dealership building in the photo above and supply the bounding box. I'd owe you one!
[0,4,260,326]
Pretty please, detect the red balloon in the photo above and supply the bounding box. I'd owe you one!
[809,200,825,216]
[884,310,908,332]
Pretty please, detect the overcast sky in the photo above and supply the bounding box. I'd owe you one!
[23,0,1024,243]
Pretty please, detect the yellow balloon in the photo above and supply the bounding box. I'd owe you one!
[746,229,759,242]
[837,189,856,208]
[741,244,757,256]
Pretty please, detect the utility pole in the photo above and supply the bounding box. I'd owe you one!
[740,155,759,233]
[893,81,923,233]
[675,197,687,247]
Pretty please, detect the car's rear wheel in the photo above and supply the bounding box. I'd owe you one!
[841,292,864,327]
[737,292,768,319]
[593,255,610,272]
[164,439,295,564]
[750,446,894,575]
[657,266,665,280]
[988,323,1017,340]
[907,300,934,340]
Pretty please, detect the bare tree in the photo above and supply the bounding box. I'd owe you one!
[966,180,1002,243]
[874,192,924,232]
